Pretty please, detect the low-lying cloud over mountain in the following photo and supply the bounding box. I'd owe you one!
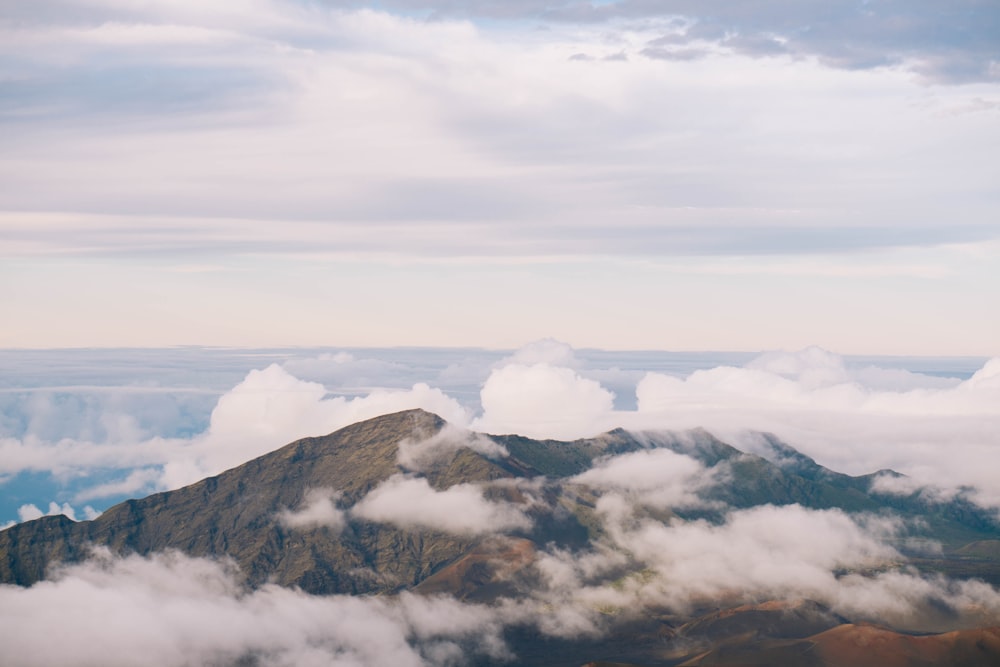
[2,406,999,666]
[0,548,520,667]
[2,342,998,527]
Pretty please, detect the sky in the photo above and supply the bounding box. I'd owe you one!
[1,6,1000,661]
[1,0,999,354]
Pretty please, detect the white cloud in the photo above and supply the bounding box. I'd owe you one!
[16,504,44,522]
[868,472,964,505]
[278,488,346,531]
[0,548,521,667]
[351,474,531,536]
[474,363,615,440]
[530,499,1000,631]
[571,448,716,509]
[160,364,470,488]
[4,346,1000,530]
[502,339,579,368]
[0,363,474,515]
[16,501,85,523]
[396,424,508,472]
[630,352,1000,505]
[74,468,162,503]
[460,346,1000,510]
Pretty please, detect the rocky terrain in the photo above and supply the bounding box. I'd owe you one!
[2,409,999,666]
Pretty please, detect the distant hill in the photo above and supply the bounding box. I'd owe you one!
[2,409,999,666]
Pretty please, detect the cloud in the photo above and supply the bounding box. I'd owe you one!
[571,448,716,509]
[278,488,346,531]
[461,345,1000,510]
[501,338,579,368]
[351,474,532,536]
[3,498,998,666]
[160,364,470,488]
[3,342,1000,660]
[15,501,98,523]
[530,497,1000,631]
[396,424,508,472]
[0,548,521,667]
[474,363,615,440]
[385,0,1000,83]
[2,4,997,266]
[4,345,1000,530]
[73,468,162,503]
[0,362,473,523]
[631,349,1000,506]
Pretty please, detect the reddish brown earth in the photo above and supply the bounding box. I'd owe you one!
[679,622,1000,666]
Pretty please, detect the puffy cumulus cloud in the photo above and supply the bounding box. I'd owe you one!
[967,358,1000,389]
[277,488,346,531]
[630,350,1000,508]
[162,364,470,488]
[16,501,99,523]
[206,364,338,443]
[5,346,1000,530]
[474,363,615,440]
[1,362,473,522]
[466,346,1000,510]
[396,424,508,472]
[0,548,522,667]
[610,504,901,597]
[571,448,716,509]
[206,364,466,444]
[5,362,451,487]
[351,474,531,536]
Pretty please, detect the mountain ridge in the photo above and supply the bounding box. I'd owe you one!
[3,409,999,590]
[3,409,1000,666]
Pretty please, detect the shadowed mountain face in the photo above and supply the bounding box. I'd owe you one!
[2,409,1000,666]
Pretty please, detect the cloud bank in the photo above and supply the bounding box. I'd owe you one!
[1,342,998,526]
[0,548,519,667]
[3,342,1000,665]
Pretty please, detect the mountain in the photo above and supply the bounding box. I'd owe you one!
[1,410,513,593]
[2,409,999,666]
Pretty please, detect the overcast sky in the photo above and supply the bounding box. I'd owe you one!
[1,0,998,353]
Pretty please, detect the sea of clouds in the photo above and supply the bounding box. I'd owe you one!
[2,341,1000,664]
[1,341,997,525]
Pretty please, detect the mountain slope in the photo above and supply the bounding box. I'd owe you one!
[3,409,999,594]
[3,409,1000,666]
[1,410,516,592]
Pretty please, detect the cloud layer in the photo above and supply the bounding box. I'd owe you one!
[2,4,996,352]
[2,2,997,260]
[3,341,1000,665]
[0,548,519,667]
[2,342,999,525]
